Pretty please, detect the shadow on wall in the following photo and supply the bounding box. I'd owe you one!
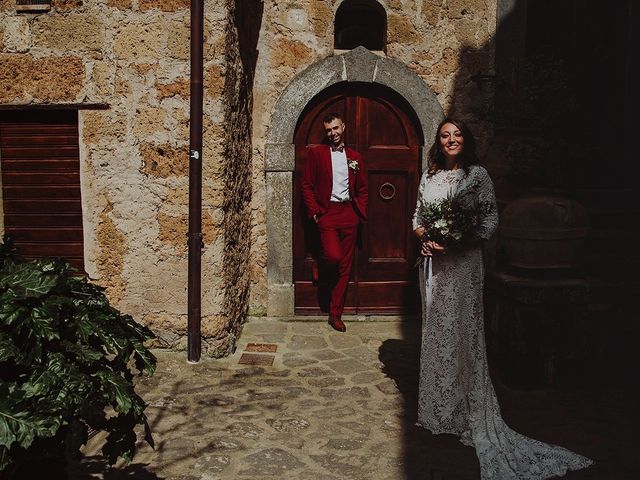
[381,0,637,478]
[217,0,264,355]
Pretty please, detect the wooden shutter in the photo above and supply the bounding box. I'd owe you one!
[1,110,84,271]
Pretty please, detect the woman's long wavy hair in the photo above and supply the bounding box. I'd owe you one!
[427,118,480,175]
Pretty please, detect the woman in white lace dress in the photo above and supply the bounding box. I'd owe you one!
[412,118,593,479]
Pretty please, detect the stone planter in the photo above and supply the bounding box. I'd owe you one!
[500,193,589,269]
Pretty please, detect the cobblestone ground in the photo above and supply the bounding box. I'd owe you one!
[69,318,636,480]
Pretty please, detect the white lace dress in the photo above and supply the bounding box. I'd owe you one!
[412,165,593,479]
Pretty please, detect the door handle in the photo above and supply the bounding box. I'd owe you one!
[379,182,396,201]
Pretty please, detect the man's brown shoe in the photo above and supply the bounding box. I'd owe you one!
[328,315,346,332]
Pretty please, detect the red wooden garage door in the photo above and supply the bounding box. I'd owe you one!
[1,110,84,271]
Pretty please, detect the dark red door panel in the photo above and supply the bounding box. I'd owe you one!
[294,84,423,315]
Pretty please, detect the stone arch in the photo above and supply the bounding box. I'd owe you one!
[265,46,444,316]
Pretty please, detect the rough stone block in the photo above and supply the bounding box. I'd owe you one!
[139,0,189,11]
[133,106,166,136]
[139,143,188,177]
[82,111,127,144]
[431,47,460,76]
[265,142,295,172]
[91,61,115,96]
[286,9,309,31]
[267,283,294,317]
[454,17,488,49]
[344,46,379,83]
[107,0,133,9]
[53,0,83,11]
[113,23,164,61]
[157,212,189,251]
[95,204,127,302]
[204,63,224,97]
[310,0,333,37]
[155,77,189,99]
[270,37,313,69]
[3,17,30,53]
[266,171,292,284]
[448,0,487,20]
[387,13,419,44]
[167,21,190,60]
[422,0,443,27]
[33,15,104,51]
[201,314,227,337]
[0,54,85,102]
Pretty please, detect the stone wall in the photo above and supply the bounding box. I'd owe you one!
[1,0,498,349]
[249,0,497,315]
[0,0,238,355]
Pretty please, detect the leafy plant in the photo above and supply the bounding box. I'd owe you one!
[0,236,156,477]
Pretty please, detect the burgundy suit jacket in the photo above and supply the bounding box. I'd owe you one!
[301,145,368,221]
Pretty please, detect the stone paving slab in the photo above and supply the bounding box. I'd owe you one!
[69,318,637,480]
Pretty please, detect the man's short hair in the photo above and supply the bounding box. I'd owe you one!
[322,112,344,124]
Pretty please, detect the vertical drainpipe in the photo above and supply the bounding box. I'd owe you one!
[188,0,204,362]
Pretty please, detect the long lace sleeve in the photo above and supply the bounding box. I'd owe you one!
[475,166,498,240]
[412,172,429,230]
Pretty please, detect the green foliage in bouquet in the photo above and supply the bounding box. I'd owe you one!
[418,191,488,247]
[0,236,156,477]
[415,188,492,267]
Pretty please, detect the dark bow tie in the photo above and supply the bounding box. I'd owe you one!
[331,144,345,152]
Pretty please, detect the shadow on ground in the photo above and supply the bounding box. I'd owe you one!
[379,323,638,480]
[68,458,162,480]
[379,327,480,480]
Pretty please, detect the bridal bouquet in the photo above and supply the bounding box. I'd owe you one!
[415,188,488,265]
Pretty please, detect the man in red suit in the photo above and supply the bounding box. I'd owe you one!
[301,112,368,332]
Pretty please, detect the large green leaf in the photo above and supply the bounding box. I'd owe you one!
[96,371,133,414]
[73,312,97,343]
[0,299,29,328]
[29,307,60,341]
[0,263,57,298]
[21,354,71,399]
[132,339,157,375]
[60,340,104,364]
[0,403,60,449]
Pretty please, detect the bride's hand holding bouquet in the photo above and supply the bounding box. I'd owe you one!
[415,187,488,266]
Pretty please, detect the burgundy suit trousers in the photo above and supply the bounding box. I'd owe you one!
[317,201,359,318]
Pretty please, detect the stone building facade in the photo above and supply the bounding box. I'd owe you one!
[0,0,502,356]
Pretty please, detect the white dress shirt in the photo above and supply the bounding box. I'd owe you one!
[330,148,350,202]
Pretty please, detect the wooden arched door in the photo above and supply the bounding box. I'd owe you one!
[293,83,423,315]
